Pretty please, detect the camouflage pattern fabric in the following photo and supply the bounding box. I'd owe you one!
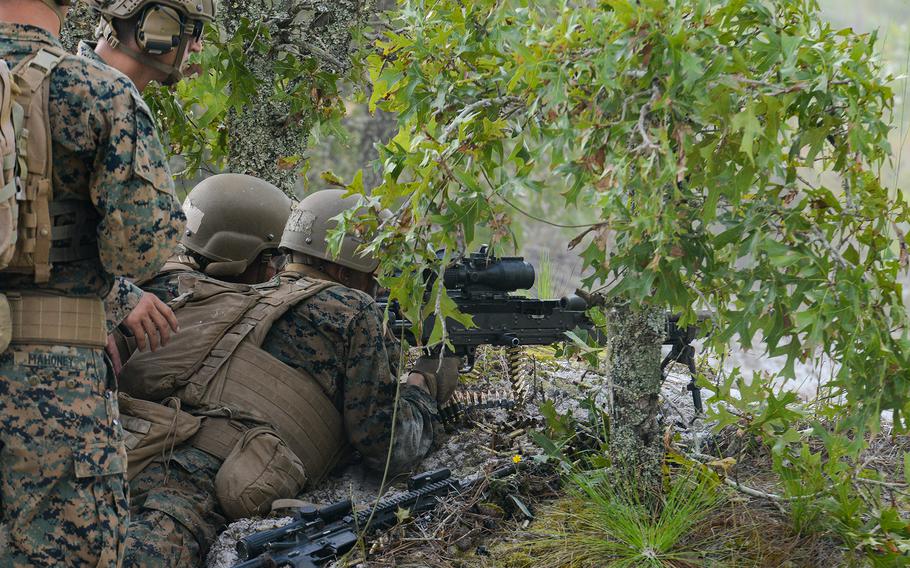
[121,265,440,566]
[143,263,440,472]
[0,28,184,297]
[263,266,441,473]
[0,345,128,567]
[122,446,223,568]
[73,42,165,333]
[103,277,145,333]
[0,24,183,567]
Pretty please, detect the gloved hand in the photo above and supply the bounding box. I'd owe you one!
[409,355,460,405]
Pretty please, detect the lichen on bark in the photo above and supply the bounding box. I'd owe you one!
[221,0,367,194]
[604,303,666,496]
[60,3,96,52]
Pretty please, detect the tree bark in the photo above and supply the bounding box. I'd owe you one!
[605,303,666,497]
[60,4,96,52]
[221,0,367,193]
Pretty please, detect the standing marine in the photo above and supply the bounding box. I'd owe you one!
[0,0,188,565]
[74,0,217,362]
[115,189,458,567]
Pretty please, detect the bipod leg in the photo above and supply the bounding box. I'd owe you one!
[682,344,704,417]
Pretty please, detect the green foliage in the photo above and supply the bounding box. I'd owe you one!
[531,397,612,471]
[349,0,910,426]
[706,368,910,562]
[501,467,727,567]
[145,18,347,177]
[535,249,553,298]
[330,0,910,561]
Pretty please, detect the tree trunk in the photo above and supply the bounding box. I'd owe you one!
[605,303,666,496]
[221,0,367,194]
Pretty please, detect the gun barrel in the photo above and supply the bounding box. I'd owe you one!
[559,295,588,311]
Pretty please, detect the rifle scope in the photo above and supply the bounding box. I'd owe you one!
[443,255,535,292]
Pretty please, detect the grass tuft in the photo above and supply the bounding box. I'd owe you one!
[500,468,729,568]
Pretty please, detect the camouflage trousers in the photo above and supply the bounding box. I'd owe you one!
[0,344,128,567]
[123,446,224,568]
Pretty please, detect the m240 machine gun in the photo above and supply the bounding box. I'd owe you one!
[381,246,708,413]
[232,465,518,568]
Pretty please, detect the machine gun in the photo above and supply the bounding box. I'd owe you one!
[381,247,708,413]
[232,465,517,567]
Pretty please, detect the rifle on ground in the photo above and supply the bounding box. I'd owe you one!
[232,465,517,568]
[380,246,708,413]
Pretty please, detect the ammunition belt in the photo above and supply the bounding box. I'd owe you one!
[5,291,106,348]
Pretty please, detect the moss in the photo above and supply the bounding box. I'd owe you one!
[60,4,96,52]
[604,303,665,496]
[221,0,368,194]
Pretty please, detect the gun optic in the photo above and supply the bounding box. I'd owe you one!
[443,255,535,292]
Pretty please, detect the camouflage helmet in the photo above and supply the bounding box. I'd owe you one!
[82,0,216,21]
[280,189,388,274]
[183,174,293,277]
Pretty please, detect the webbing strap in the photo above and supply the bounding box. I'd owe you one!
[11,102,24,199]
[185,278,334,395]
[247,277,336,345]
[47,199,99,263]
[49,243,97,263]
[13,48,66,94]
[6,292,106,348]
[7,47,67,284]
[187,417,246,461]
[32,178,51,282]
[0,179,14,201]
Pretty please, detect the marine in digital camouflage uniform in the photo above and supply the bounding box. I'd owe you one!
[116,173,292,567]
[117,188,456,567]
[0,1,186,566]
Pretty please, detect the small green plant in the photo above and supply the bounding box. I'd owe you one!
[535,250,553,299]
[502,467,727,568]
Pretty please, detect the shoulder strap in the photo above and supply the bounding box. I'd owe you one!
[247,277,336,346]
[185,277,335,391]
[8,47,67,283]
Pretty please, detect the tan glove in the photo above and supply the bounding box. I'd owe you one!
[409,355,460,405]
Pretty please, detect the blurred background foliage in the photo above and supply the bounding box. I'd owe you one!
[300,0,910,298]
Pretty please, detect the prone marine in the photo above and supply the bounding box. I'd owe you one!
[113,184,459,567]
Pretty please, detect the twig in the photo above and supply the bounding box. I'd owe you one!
[278,41,346,71]
[631,86,661,154]
[439,97,515,145]
[686,452,826,502]
[854,477,910,491]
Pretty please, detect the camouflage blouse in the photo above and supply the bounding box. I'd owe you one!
[0,25,184,298]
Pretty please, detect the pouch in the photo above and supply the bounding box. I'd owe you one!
[119,393,202,480]
[215,425,308,520]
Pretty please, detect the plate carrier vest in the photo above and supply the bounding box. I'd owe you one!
[118,274,348,486]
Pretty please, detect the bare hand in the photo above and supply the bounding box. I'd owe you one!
[121,293,179,352]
